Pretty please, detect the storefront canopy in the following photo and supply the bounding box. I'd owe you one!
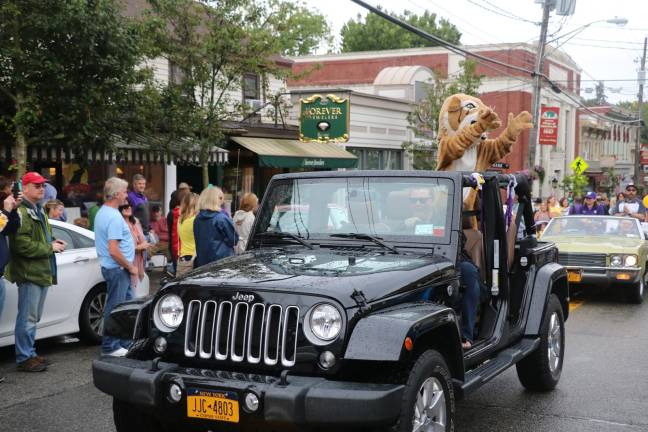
[231,137,357,169]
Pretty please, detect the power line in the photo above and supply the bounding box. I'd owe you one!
[349,0,643,125]
[563,42,642,51]
[465,0,538,25]
[406,0,538,70]
[572,37,645,45]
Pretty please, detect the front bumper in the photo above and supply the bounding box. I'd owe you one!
[93,356,403,429]
[566,266,641,286]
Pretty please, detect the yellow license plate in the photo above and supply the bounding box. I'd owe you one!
[187,389,239,423]
[568,270,582,283]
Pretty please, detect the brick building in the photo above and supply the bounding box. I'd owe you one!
[289,43,584,194]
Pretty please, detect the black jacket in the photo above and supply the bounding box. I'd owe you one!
[0,208,21,275]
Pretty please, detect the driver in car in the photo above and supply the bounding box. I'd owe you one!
[403,187,446,235]
[618,219,639,237]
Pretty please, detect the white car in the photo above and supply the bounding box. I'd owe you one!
[0,220,149,347]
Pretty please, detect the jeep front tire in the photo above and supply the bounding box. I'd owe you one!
[395,349,455,432]
[516,294,565,391]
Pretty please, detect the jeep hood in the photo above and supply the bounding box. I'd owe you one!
[174,248,455,308]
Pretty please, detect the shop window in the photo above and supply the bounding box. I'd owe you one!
[348,148,403,171]
[169,61,184,85]
[243,73,260,101]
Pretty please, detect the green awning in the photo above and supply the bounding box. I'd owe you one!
[231,137,357,169]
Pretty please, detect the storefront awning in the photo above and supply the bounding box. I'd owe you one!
[231,137,357,169]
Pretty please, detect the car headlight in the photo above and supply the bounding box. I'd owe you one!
[625,255,638,267]
[305,303,342,345]
[154,294,184,332]
[611,255,622,267]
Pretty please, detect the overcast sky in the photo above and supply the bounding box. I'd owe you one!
[310,0,647,104]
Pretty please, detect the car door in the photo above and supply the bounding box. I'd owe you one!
[37,226,95,330]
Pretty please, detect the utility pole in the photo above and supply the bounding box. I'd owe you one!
[634,37,646,188]
[528,1,552,171]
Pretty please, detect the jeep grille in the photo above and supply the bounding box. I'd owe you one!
[183,300,300,367]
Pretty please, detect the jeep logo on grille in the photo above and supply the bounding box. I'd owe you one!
[232,292,255,302]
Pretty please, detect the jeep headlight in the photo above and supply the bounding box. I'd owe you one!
[625,255,638,267]
[611,255,622,267]
[154,294,184,332]
[305,303,342,345]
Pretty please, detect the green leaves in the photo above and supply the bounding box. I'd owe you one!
[1,0,156,170]
[341,8,461,52]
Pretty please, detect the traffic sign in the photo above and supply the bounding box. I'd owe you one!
[570,156,588,174]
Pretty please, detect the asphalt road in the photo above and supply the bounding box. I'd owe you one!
[0,288,647,432]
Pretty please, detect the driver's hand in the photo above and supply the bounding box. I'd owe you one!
[405,217,420,227]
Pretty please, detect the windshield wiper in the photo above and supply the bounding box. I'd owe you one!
[257,231,314,249]
[330,233,399,254]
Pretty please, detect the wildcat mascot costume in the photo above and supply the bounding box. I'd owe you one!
[436,93,533,211]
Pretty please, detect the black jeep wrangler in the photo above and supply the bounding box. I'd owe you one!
[93,170,569,432]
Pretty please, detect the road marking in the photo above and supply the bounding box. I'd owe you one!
[569,299,585,311]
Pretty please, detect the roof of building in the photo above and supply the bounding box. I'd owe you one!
[373,65,434,86]
[290,42,580,72]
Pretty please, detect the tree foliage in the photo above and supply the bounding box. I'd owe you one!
[617,100,647,142]
[583,81,607,107]
[0,0,154,176]
[340,9,461,52]
[271,1,332,56]
[144,0,330,188]
[561,172,589,197]
[402,59,483,170]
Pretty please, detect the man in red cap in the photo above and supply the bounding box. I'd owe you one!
[5,172,66,372]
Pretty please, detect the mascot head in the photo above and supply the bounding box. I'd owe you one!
[439,93,488,141]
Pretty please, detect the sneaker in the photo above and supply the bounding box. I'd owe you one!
[0,376,5,383]
[17,358,47,372]
[35,355,52,366]
[105,347,128,357]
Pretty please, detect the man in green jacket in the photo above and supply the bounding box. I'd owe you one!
[6,172,66,372]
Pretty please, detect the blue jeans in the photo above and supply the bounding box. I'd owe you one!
[101,267,132,353]
[15,282,49,363]
[459,261,481,343]
[0,277,5,323]
[418,261,482,343]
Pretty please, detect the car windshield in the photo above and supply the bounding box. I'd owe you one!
[543,217,641,238]
[255,177,454,242]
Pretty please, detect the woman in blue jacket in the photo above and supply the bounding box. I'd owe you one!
[193,186,238,268]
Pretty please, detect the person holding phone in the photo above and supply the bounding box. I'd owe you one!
[5,172,66,372]
[0,177,22,383]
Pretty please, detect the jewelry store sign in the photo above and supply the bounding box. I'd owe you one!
[300,94,350,143]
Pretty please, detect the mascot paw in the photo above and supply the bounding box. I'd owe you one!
[478,108,501,131]
[507,111,534,136]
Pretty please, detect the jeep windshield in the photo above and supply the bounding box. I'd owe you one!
[254,176,454,244]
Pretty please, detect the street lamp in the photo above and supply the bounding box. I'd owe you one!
[546,17,628,48]
[528,10,628,172]
[551,177,558,190]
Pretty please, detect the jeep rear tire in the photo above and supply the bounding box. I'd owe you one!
[113,398,168,432]
[395,350,455,432]
[516,294,565,391]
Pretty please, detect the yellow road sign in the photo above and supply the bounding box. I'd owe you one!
[570,156,588,174]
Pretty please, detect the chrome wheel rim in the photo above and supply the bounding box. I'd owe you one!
[412,377,446,432]
[547,312,562,373]
[89,292,106,336]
